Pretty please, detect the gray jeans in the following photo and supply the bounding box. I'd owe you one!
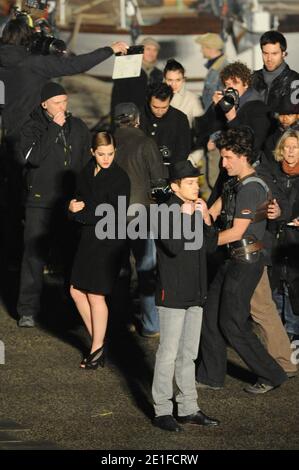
[152,305,203,417]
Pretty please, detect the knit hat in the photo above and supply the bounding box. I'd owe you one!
[195,33,224,50]
[41,82,67,102]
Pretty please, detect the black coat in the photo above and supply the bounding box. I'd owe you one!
[110,66,163,116]
[140,104,191,163]
[71,159,130,294]
[0,44,113,135]
[266,164,299,309]
[18,107,91,208]
[252,64,299,112]
[114,126,165,208]
[155,194,217,309]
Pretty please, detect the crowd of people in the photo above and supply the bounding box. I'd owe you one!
[0,13,299,434]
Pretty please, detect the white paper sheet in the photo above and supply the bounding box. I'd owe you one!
[112,54,143,80]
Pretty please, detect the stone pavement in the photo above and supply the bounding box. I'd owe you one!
[0,274,299,451]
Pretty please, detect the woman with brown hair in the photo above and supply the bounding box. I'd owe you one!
[69,132,130,369]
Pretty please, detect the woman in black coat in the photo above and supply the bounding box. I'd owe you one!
[269,129,299,341]
[69,132,130,369]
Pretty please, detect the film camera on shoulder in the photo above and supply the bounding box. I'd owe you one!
[14,1,66,55]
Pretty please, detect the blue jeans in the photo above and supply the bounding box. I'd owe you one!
[152,305,203,417]
[273,284,299,336]
[130,237,159,334]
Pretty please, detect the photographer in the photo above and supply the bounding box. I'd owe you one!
[196,61,270,153]
[0,16,128,136]
[195,61,271,204]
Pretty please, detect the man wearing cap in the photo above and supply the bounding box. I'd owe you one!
[195,33,228,111]
[111,36,163,119]
[152,160,219,432]
[114,102,165,337]
[264,94,299,160]
[16,82,91,327]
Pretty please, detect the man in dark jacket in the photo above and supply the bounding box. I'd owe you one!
[152,160,219,432]
[140,82,191,165]
[16,82,91,327]
[252,30,299,113]
[114,102,165,336]
[0,17,128,136]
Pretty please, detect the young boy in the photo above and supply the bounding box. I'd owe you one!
[152,160,219,432]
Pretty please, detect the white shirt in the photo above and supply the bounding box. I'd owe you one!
[170,84,203,128]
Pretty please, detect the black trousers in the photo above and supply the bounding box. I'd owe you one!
[17,206,75,318]
[196,255,287,387]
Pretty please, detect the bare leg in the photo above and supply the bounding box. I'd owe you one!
[70,285,92,337]
[87,293,108,353]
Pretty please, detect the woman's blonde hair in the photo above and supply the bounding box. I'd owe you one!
[274,129,299,162]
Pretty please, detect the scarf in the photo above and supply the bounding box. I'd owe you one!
[282,159,299,175]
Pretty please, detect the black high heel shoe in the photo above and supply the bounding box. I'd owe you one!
[84,345,105,370]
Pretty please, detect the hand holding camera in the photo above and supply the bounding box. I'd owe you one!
[217,88,240,114]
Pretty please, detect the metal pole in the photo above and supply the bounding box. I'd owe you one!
[59,0,66,26]
[120,0,126,29]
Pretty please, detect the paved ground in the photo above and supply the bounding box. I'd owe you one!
[0,273,299,451]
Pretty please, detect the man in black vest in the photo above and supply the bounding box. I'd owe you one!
[196,127,287,393]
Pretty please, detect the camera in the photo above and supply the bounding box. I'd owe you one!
[31,30,66,55]
[218,87,240,113]
[25,0,49,10]
[159,145,171,166]
[150,179,172,203]
[14,7,66,55]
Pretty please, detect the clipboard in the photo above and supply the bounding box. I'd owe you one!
[112,45,144,80]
